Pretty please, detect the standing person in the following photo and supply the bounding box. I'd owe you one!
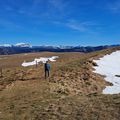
[44,60,51,79]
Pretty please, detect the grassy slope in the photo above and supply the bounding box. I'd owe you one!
[0,48,120,120]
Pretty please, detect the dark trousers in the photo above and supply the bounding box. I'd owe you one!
[45,70,50,79]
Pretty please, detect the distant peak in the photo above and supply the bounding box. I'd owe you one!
[15,43,32,48]
[0,44,12,47]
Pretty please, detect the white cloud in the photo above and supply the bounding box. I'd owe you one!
[1,0,70,20]
[54,20,100,33]
[0,19,23,30]
[48,0,68,11]
[107,0,120,13]
[66,22,87,32]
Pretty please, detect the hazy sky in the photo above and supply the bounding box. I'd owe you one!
[0,0,120,46]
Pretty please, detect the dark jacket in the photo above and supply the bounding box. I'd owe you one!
[45,63,51,71]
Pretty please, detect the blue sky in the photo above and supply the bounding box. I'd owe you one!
[0,0,120,46]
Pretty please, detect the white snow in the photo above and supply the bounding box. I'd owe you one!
[24,54,28,56]
[0,57,7,60]
[22,56,59,67]
[0,44,12,47]
[15,43,32,48]
[93,51,120,94]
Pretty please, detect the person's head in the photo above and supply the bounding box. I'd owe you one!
[46,60,48,63]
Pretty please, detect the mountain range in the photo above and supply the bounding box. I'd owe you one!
[0,43,120,55]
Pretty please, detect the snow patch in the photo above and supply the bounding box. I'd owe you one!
[93,51,120,94]
[22,56,59,67]
[0,57,7,60]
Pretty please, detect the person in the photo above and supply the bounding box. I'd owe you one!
[44,60,51,79]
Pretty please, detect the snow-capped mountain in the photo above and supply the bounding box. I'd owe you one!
[14,43,32,48]
[58,45,74,49]
[0,44,12,47]
[0,43,120,55]
[0,43,32,48]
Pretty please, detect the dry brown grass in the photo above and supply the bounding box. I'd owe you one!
[0,52,83,90]
[0,48,120,120]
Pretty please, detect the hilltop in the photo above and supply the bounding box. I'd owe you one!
[0,47,120,120]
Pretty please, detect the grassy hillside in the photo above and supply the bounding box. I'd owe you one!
[0,47,120,120]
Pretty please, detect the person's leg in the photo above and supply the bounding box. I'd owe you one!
[45,70,47,79]
[48,70,50,77]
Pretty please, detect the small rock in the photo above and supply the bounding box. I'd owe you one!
[92,61,98,66]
